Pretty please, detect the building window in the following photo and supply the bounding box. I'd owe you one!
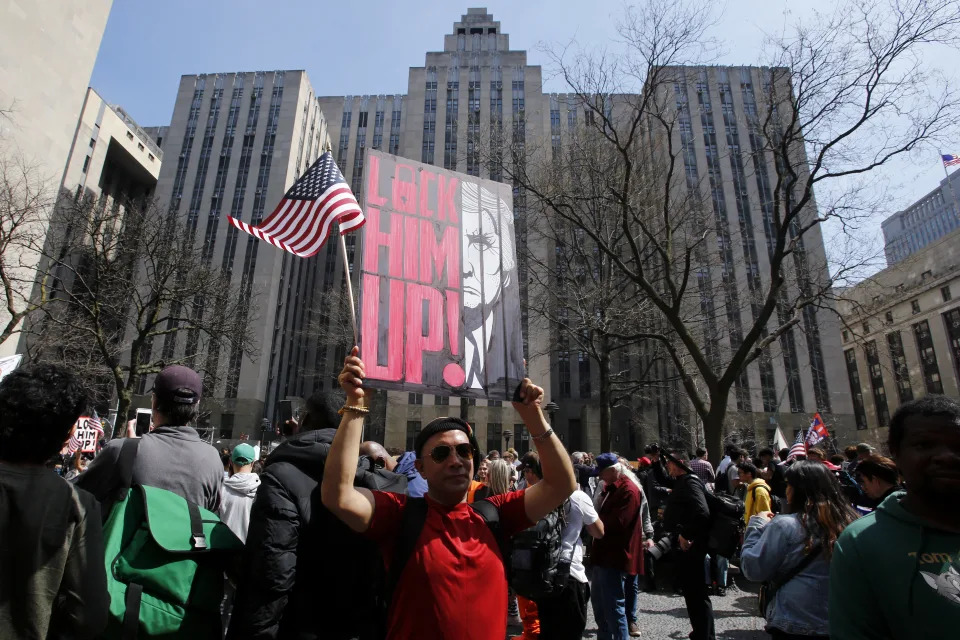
[558,349,570,398]
[942,285,952,302]
[514,424,528,455]
[844,349,868,430]
[842,330,849,343]
[942,308,960,394]
[126,131,134,140]
[486,422,502,455]
[862,321,871,335]
[885,311,894,324]
[220,413,235,439]
[81,156,90,173]
[408,392,423,405]
[578,351,591,398]
[89,138,95,148]
[434,394,449,406]
[405,421,422,451]
[887,331,914,403]
[911,300,921,314]
[864,341,890,427]
[913,319,944,394]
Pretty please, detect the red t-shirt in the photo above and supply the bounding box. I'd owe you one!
[366,490,532,640]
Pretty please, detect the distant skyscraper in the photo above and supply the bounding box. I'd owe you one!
[0,0,114,355]
[882,168,960,265]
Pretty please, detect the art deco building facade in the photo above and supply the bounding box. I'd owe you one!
[148,9,855,452]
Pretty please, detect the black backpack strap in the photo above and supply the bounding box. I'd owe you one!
[470,498,507,565]
[385,497,429,608]
[767,544,822,602]
[121,582,143,639]
[101,438,141,521]
[188,501,208,550]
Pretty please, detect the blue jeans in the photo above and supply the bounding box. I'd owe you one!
[592,566,630,640]
[704,554,728,588]
[624,573,639,624]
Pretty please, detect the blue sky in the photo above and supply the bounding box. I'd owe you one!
[92,1,960,265]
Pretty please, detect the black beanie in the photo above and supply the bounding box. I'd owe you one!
[414,417,481,462]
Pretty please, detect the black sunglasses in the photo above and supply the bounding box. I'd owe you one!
[429,443,474,463]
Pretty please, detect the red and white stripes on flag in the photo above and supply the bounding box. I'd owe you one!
[787,430,808,460]
[227,151,365,258]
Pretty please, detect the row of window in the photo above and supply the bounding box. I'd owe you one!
[845,308,960,428]
[843,285,953,342]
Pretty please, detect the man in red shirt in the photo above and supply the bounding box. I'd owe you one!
[321,348,577,640]
[591,453,648,639]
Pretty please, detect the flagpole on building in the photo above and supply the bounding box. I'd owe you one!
[940,151,960,222]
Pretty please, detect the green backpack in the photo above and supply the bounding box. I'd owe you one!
[101,438,243,639]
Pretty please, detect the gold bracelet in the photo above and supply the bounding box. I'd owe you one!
[338,405,370,416]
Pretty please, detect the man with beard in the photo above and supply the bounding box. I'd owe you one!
[830,396,960,638]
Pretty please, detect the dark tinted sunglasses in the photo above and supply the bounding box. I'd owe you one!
[429,443,474,463]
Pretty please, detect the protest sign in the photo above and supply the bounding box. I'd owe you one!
[358,150,524,400]
[73,417,101,453]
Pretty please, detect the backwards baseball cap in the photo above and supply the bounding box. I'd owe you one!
[594,452,619,474]
[231,443,256,466]
[152,365,202,405]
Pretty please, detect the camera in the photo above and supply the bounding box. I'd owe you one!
[648,535,674,561]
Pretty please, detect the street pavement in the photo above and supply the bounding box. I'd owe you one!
[506,580,768,639]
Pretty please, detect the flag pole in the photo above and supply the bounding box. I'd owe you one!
[940,151,960,223]
[339,231,359,347]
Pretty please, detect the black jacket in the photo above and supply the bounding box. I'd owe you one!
[662,472,710,541]
[641,458,673,514]
[227,429,407,640]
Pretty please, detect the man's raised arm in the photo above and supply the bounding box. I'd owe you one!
[320,347,376,533]
[513,379,577,522]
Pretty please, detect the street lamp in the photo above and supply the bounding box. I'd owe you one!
[503,429,513,450]
[543,402,562,442]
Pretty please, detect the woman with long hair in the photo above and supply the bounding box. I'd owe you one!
[475,458,512,500]
[740,460,858,639]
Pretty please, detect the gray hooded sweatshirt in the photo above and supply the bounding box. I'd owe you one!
[220,472,261,542]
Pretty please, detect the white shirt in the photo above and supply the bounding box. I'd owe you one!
[716,455,733,477]
[563,489,599,584]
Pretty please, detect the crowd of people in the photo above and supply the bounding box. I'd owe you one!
[1,352,959,639]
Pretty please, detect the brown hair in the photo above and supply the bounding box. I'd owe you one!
[855,454,899,486]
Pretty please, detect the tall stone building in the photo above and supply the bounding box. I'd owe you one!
[146,71,331,435]
[0,0,114,355]
[839,228,960,447]
[148,9,854,452]
[882,168,960,265]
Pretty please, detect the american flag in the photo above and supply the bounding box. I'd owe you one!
[227,151,365,257]
[787,430,807,460]
[943,154,960,167]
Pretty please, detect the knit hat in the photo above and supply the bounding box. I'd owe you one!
[414,417,481,463]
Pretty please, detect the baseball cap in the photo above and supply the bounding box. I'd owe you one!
[856,442,874,453]
[152,365,202,405]
[594,452,619,474]
[638,456,652,466]
[231,443,256,466]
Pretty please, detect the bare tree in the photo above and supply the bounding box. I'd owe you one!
[506,0,960,462]
[522,124,678,451]
[0,148,55,347]
[25,193,260,436]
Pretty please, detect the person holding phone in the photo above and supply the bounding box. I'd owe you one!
[321,347,577,640]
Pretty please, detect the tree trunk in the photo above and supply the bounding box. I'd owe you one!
[114,389,133,439]
[598,354,612,452]
[702,390,730,467]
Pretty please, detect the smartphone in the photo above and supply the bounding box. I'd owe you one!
[135,409,152,436]
[277,400,293,428]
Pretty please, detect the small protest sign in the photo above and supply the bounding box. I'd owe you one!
[358,150,524,400]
